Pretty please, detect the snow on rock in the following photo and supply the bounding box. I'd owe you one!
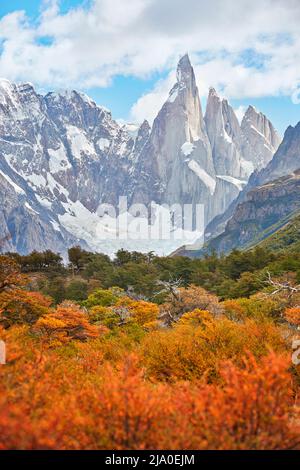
[187,160,216,195]
[50,220,61,232]
[66,125,96,160]
[98,138,110,151]
[181,142,195,156]
[250,124,267,139]
[36,195,52,209]
[25,202,39,214]
[48,145,71,173]
[47,173,69,196]
[26,173,47,188]
[0,55,281,257]
[223,130,233,144]
[0,170,25,194]
[240,158,255,177]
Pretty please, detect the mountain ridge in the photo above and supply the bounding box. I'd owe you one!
[0,55,281,256]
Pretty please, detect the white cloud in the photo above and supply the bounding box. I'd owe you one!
[130,72,175,123]
[0,0,299,122]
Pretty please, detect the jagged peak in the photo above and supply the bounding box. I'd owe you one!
[206,87,222,108]
[177,53,191,69]
[242,105,265,126]
[208,87,218,97]
[244,104,262,118]
[242,105,279,135]
[16,83,37,96]
[0,79,17,97]
[282,121,300,140]
[46,89,93,103]
[140,119,151,132]
[45,89,111,115]
[0,79,37,95]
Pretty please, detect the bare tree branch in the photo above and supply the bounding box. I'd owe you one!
[264,271,300,298]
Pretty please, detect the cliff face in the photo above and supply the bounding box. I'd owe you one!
[204,120,300,244]
[132,54,216,224]
[205,171,300,254]
[249,121,300,186]
[133,57,280,228]
[240,105,281,171]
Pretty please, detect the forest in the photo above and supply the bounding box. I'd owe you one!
[1,244,300,449]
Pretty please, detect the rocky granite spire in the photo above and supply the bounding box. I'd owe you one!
[165,53,209,146]
[205,87,244,178]
[131,54,216,225]
[241,105,281,171]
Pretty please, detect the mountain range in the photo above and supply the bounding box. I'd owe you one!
[0,54,284,256]
[198,120,300,255]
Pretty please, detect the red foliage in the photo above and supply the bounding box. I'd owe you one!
[0,349,298,450]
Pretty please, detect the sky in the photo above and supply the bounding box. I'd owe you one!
[0,0,300,135]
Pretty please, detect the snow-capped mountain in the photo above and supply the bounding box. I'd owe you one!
[0,55,281,256]
[203,121,299,245]
[203,86,281,218]
[201,121,300,255]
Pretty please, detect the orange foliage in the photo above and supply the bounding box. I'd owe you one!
[167,352,300,450]
[0,255,51,328]
[0,289,52,327]
[114,297,159,326]
[141,314,286,382]
[34,301,101,344]
[0,259,299,451]
[0,346,299,450]
[88,297,159,329]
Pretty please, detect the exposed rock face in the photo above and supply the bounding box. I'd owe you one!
[249,121,300,186]
[0,56,281,256]
[0,159,80,255]
[204,91,281,180]
[131,54,216,224]
[241,105,281,171]
[203,89,281,221]
[204,120,299,245]
[205,88,244,178]
[200,122,300,250]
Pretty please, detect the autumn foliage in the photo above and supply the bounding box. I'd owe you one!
[285,307,300,326]
[34,301,101,344]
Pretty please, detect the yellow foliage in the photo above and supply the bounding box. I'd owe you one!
[222,294,281,321]
[34,301,100,344]
[114,297,159,326]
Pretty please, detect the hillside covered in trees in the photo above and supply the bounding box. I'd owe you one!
[1,244,300,449]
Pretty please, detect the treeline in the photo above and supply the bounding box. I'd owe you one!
[6,243,300,303]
